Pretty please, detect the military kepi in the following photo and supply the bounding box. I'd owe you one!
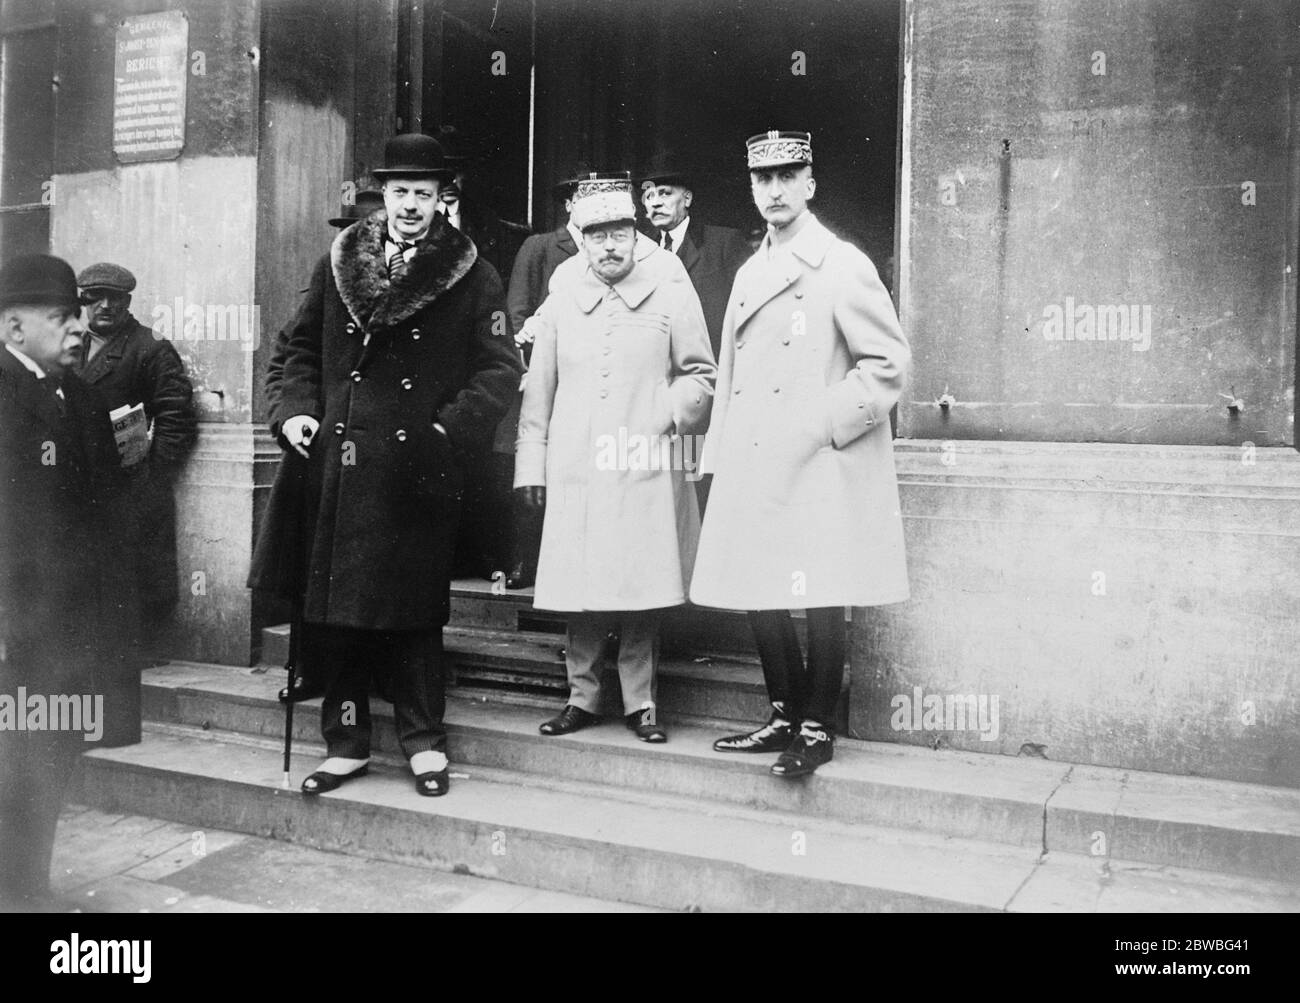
[746,130,813,169]
[570,171,637,231]
[0,253,80,310]
[77,261,137,294]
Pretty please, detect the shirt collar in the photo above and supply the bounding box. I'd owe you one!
[662,215,690,252]
[5,343,46,379]
[761,210,833,267]
[565,218,583,248]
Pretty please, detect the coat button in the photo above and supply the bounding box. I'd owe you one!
[736,342,745,350]
[600,369,609,377]
[334,423,345,435]
[782,338,790,345]
[599,389,609,399]
[351,371,362,382]
[411,328,420,337]
[603,346,611,355]
[401,378,414,390]
[412,331,421,340]
[739,300,745,307]
[795,291,804,299]
[857,402,865,409]
[773,387,781,394]
[734,388,741,395]
[395,429,408,442]
[346,322,357,333]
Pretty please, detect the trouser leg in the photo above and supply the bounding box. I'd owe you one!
[614,610,661,715]
[388,629,446,759]
[319,626,373,758]
[746,609,805,718]
[804,606,846,730]
[565,612,614,714]
[0,730,79,908]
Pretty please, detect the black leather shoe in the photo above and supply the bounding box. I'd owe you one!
[505,559,535,590]
[771,724,834,778]
[301,763,369,795]
[626,707,667,743]
[278,674,325,703]
[713,709,795,753]
[539,705,598,736]
[415,770,449,797]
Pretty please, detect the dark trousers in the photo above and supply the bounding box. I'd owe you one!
[317,625,446,760]
[747,607,846,730]
[0,723,80,908]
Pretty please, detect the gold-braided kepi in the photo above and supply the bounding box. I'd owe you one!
[745,130,813,170]
[570,171,637,231]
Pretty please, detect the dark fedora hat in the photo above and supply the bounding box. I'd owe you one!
[552,162,596,196]
[372,133,455,179]
[0,253,80,311]
[329,188,384,228]
[640,151,693,190]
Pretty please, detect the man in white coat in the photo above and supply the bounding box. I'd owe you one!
[515,173,716,743]
[690,131,911,777]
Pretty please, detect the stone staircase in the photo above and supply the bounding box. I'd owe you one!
[71,581,1300,912]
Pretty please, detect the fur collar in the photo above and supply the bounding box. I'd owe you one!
[331,211,478,330]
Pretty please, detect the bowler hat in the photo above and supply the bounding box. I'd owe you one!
[552,162,595,196]
[329,188,385,228]
[77,261,137,294]
[372,133,455,179]
[0,254,80,311]
[640,152,692,190]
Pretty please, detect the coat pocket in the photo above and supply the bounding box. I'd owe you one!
[403,423,465,502]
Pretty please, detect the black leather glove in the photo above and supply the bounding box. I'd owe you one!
[514,485,546,510]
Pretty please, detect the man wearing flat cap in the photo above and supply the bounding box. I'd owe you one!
[0,254,124,908]
[75,263,196,669]
[640,153,750,361]
[250,133,523,798]
[515,172,716,743]
[691,130,911,778]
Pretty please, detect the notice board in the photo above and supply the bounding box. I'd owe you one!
[113,11,188,163]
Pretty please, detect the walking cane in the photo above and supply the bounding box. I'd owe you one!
[282,593,302,790]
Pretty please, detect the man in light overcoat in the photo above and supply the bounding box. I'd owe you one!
[691,131,911,777]
[515,173,716,743]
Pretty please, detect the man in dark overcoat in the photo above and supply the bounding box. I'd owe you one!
[74,263,196,643]
[249,134,523,798]
[0,254,125,908]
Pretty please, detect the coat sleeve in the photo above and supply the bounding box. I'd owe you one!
[272,254,330,434]
[434,261,525,456]
[513,288,559,488]
[826,247,911,450]
[506,234,545,335]
[664,274,717,436]
[141,333,197,468]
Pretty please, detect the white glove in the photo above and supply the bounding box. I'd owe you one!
[282,415,320,458]
[514,318,538,347]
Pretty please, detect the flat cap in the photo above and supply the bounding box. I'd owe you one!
[77,262,137,293]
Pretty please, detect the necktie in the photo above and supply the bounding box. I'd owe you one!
[663,232,674,252]
[387,241,416,282]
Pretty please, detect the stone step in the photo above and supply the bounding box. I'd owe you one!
[74,723,1300,912]
[259,623,809,727]
[141,662,1300,884]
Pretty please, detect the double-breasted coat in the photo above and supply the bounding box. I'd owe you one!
[248,211,523,630]
[514,237,716,611]
[76,314,196,615]
[690,213,911,610]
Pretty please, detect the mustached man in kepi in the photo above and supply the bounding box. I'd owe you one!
[690,131,912,777]
[0,254,125,909]
[249,133,523,799]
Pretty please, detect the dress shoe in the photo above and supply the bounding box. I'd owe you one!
[505,559,535,590]
[278,674,325,703]
[301,763,368,795]
[539,704,598,736]
[626,706,667,743]
[713,708,795,753]
[415,770,449,796]
[770,723,834,778]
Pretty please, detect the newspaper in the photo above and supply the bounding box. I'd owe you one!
[109,401,151,468]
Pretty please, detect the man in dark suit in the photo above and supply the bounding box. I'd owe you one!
[75,264,196,662]
[640,154,750,361]
[0,254,124,909]
[249,133,522,799]
[500,170,586,589]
